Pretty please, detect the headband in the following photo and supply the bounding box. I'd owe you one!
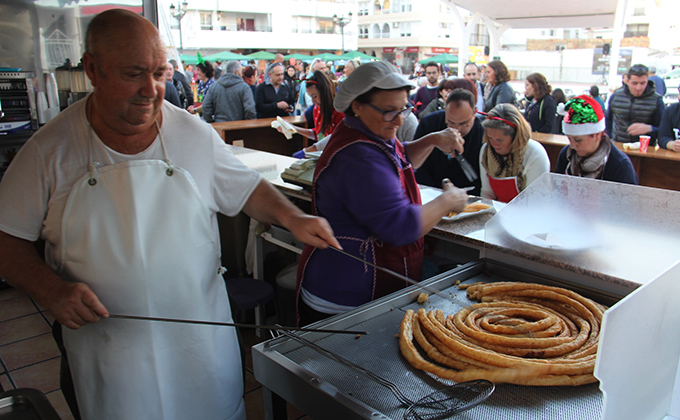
[477,110,517,130]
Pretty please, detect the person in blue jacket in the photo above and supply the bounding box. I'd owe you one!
[555,95,638,185]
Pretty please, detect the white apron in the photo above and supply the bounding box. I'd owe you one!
[58,123,245,420]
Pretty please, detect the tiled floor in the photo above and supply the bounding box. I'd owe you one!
[0,284,310,420]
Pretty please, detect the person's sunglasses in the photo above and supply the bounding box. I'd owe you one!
[366,103,413,122]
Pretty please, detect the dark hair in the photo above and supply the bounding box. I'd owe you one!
[590,85,600,97]
[196,60,214,79]
[551,88,566,105]
[242,65,256,79]
[442,78,477,100]
[487,60,510,84]
[464,62,478,72]
[287,65,296,72]
[424,61,440,72]
[300,62,309,73]
[627,64,649,78]
[445,88,476,110]
[305,70,337,135]
[525,72,552,100]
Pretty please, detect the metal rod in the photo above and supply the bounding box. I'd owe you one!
[108,314,368,335]
[328,246,450,300]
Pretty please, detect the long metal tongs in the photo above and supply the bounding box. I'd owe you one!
[107,314,368,335]
[328,246,457,304]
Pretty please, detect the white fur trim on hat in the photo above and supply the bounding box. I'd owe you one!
[562,119,606,136]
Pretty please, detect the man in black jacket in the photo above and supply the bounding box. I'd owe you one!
[169,59,194,109]
[605,64,665,146]
[413,89,484,195]
[256,63,295,118]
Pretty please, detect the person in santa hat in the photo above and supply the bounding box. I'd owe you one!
[556,95,638,184]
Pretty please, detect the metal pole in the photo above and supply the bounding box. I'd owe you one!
[178,20,183,52]
[341,25,345,53]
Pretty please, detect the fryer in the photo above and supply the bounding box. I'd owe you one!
[253,174,680,420]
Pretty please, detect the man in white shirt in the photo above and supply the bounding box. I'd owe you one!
[0,9,338,420]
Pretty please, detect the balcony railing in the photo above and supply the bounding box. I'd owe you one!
[218,24,273,32]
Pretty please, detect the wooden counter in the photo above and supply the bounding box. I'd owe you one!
[211,116,308,156]
[532,132,680,192]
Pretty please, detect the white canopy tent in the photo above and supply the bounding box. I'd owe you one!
[446,0,628,88]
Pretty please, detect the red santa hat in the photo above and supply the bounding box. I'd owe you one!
[559,95,606,136]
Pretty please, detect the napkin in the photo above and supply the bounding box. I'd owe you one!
[271,116,296,140]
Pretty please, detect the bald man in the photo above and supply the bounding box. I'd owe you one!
[0,9,338,420]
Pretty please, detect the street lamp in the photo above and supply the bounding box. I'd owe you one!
[332,12,352,53]
[169,1,189,53]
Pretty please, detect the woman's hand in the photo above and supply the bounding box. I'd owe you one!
[441,179,468,214]
[434,127,465,157]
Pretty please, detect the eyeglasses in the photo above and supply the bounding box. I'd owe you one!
[366,103,413,122]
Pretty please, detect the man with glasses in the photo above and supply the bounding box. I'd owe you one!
[413,61,441,118]
[255,62,295,118]
[464,62,484,112]
[413,89,483,195]
[606,64,665,145]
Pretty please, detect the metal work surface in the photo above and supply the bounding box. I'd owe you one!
[254,261,608,420]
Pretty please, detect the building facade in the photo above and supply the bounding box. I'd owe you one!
[163,0,358,56]
[355,0,471,74]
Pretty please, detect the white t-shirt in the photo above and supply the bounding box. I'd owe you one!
[0,97,262,269]
[479,139,550,200]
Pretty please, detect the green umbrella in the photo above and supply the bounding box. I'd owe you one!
[343,51,378,62]
[246,51,277,60]
[204,51,249,62]
[284,53,313,61]
[179,54,200,65]
[313,52,350,62]
[427,53,459,64]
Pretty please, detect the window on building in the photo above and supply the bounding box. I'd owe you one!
[200,12,213,30]
[383,0,391,14]
[300,17,312,34]
[469,23,489,46]
[633,0,646,16]
[625,23,649,37]
[541,30,545,36]
[382,23,391,38]
[549,29,556,36]
[575,29,580,38]
[564,29,570,39]
[401,0,412,12]
[358,1,369,16]
[374,0,382,15]
[318,20,334,34]
[400,22,411,37]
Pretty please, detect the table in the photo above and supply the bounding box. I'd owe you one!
[210,116,308,156]
[532,132,680,192]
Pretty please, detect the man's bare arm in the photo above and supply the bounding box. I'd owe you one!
[0,231,108,329]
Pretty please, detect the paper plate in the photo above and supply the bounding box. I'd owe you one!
[442,199,494,222]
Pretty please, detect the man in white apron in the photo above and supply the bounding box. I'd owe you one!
[0,9,339,420]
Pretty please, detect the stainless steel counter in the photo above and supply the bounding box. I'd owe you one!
[253,260,617,420]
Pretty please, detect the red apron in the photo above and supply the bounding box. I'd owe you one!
[488,175,520,203]
[296,123,424,320]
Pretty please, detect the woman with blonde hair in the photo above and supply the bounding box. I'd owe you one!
[479,104,550,202]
